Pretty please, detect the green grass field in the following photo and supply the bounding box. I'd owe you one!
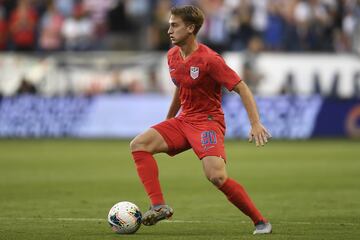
[0,139,359,240]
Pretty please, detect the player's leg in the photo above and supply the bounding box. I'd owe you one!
[130,119,190,226]
[201,156,228,187]
[201,157,267,221]
[130,128,174,225]
[201,156,272,234]
[130,128,169,154]
[130,128,169,206]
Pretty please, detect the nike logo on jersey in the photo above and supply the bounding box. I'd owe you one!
[204,145,215,151]
[169,68,176,72]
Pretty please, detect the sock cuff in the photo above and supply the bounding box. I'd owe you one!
[132,151,154,165]
[132,150,152,156]
[218,177,233,190]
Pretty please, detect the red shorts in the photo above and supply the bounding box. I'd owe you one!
[152,117,226,160]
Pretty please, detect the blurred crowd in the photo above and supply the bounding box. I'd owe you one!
[0,0,359,53]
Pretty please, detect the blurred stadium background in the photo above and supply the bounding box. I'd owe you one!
[0,0,360,239]
[0,0,359,138]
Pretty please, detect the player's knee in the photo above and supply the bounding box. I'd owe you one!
[130,136,149,152]
[129,138,137,151]
[207,174,227,187]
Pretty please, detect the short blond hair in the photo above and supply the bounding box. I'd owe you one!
[170,5,205,35]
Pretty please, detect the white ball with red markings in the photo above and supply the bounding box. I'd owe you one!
[107,201,142,234]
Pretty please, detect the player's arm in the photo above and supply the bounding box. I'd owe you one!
[166,87,181,119]
[233,81,271,147]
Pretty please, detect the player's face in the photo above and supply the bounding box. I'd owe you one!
[168,15,194,46]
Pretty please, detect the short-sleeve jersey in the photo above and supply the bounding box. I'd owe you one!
[167,44,241,124]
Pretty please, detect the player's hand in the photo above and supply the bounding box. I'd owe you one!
[248,122,271,147]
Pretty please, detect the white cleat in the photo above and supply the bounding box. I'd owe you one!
[253,222,272,235]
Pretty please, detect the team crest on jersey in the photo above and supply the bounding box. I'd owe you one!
[190,66,199,79]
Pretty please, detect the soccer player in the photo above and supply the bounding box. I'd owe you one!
[130,5,272,235]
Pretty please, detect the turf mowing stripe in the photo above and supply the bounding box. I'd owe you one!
[0,217,357,226]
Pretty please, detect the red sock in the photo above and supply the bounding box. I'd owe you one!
[132,151,165,206]
[219,178,265,225]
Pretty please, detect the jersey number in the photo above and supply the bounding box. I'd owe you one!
[201,131,217,145]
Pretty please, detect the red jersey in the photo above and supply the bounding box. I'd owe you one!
[167,44,241,124]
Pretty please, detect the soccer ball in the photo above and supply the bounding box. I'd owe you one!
[107,201,142,234]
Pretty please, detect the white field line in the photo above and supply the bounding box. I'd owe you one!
[0,217,357,226]
[0,217,105,222]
